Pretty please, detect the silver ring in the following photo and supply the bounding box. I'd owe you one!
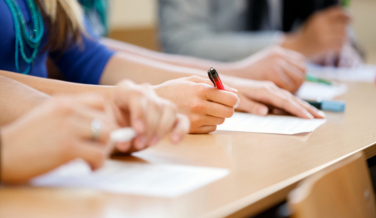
[91,119,102,141]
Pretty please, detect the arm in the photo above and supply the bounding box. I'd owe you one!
[0,70,113,97]
[101,38,233,72]
[158,0,282,62]
[0,74,50,126]
[101,39,306,92]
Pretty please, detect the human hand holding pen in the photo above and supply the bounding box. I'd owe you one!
[111,80,190,153]
[154,76,239,133]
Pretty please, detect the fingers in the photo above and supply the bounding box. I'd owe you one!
[152,101,178,144]
[262,47,306,92]
[294,98,325,119]
[116,141,132,152]
[204,87,239,107]
[194,125,217,134]
[70,106,115,144]
[170,113,190,144]
[143,98,162,140]
[74,141,107,170]
[191,115,225,129]
[126,90,148,135]
[273,67,295,91]
[236,95,269,116]
[272,91,315,119]
[114,79,191,151]
[247,83,315,119]
[204,101,235,118]
[280,60,305,92]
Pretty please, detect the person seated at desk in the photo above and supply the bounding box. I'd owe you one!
[0,0,322,137]
[76,0,311,94]
[0,75,189,183]
[158,0,364,68]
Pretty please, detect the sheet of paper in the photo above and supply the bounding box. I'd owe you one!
[31,160,229,198]
[308,64,376,83]
[296,81,347,101]
[217,112,326,135]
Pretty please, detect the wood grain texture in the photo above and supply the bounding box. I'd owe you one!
[288,152,376,218]
[108,27,160,51]
[1,82,376,218]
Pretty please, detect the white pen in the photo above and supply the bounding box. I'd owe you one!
[110,127,137,143]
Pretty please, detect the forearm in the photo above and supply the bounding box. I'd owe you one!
[100,52,212,85]
[0,71,113,98]
[101,38,237,73]
[0,75,50,126]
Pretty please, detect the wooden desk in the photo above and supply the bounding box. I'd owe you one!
[1,82,376,218]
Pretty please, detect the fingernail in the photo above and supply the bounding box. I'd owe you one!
[149,136,160,146]
[305,111,314,119]
[135,136,147,149]
[133,119,145,133]
[117,142,129,152]
[258,107,268,115]
[318,110,326,118]
[171,134,180,144]
[234,98,240,109]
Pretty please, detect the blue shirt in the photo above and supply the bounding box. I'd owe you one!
[0,0,115,84]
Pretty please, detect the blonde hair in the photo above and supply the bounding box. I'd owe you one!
[35,0,85,51]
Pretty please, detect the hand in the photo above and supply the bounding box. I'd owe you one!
[282,6,350,60]
[1,95,118,184]
[110,80,190,152]
[233,46,306,93]
[222,77,325,119]
[153,76,239,134]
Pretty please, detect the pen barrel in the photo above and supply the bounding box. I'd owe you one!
[208,67,225,90]
[214,78,225,90]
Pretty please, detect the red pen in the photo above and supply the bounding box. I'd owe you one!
[207,67,225,90]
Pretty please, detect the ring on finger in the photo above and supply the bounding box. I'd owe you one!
[91,118,102,141]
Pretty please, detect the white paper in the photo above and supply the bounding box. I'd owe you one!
[31,160,229,198]
[296,81,347,101]
[217,112,326,135]
[308,64,376,83]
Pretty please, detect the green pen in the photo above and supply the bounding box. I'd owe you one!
[306,75,332,86]
[342,0,351,7]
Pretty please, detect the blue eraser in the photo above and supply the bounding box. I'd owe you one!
[321,100,346,112]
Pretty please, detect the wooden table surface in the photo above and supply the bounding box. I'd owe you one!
[1,82,376,218]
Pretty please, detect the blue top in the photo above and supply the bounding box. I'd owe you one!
[0,0,115,84]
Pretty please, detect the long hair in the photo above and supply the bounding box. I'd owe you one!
[35,0,85,51]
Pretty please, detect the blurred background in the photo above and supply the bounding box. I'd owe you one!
[108,0,376,64]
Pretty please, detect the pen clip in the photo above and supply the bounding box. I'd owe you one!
[207,71,216,88]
